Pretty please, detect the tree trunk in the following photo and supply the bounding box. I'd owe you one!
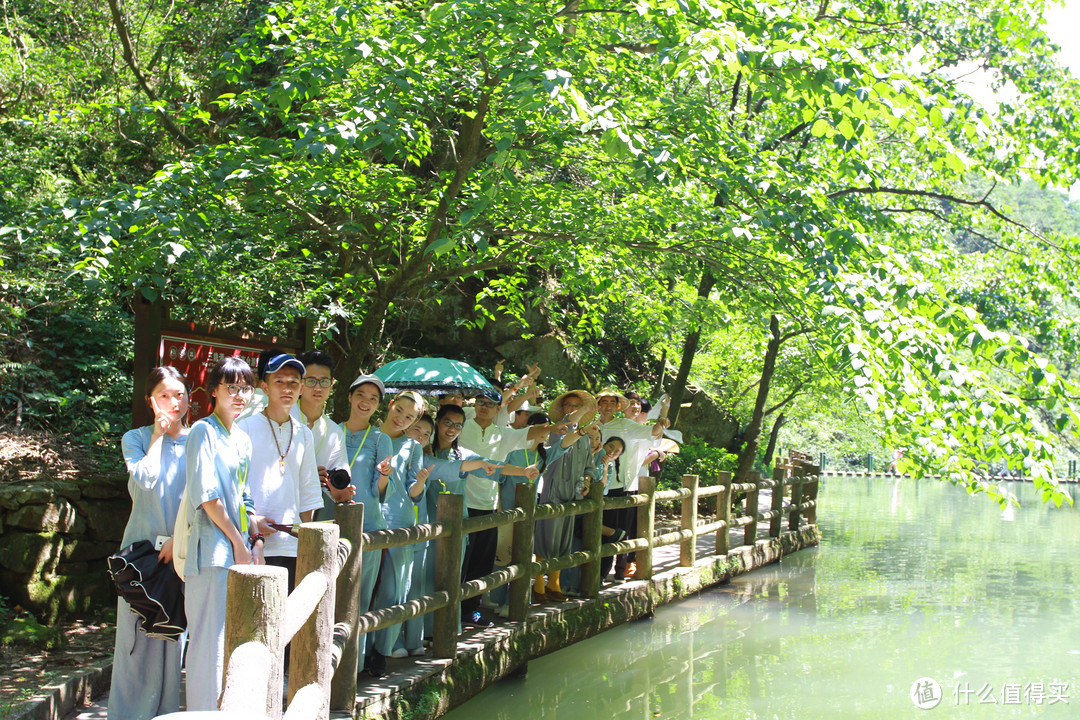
[667,271,715,426]
[734,314,781,482]
[762,412,787,469]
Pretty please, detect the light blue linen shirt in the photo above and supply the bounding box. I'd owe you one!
[120,425,189,549]
[184,415,254,577]
[345,425,387,532]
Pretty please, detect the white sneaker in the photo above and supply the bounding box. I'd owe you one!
[390,648,409,659]
[409,647,426,657]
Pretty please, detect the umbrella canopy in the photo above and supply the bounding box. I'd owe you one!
[107,540,186,641]
[373,357,502,400]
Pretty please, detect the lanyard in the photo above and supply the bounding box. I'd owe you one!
[349,425,373,469]
[209,413,249,533]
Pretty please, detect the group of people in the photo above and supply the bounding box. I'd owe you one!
[110,351,671,719]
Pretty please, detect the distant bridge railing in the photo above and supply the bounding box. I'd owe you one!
[211,454,820,719]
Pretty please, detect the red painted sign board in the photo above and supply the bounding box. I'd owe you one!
[159,333,265,423]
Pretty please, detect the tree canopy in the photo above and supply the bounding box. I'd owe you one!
[3,0,1080,504]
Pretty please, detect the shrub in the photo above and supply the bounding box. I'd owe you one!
[658,437,737,492]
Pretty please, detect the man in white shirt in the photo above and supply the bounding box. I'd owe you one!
[457,394,549,625]
[238,353,322,590]
[296,350,352,520]
[595,390,667,581]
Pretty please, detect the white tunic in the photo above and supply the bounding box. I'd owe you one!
[237,413,322,557]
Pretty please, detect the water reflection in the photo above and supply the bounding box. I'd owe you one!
[442,478,1080,719]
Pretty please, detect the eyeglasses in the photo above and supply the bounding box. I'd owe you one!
[475,399,499,408]
[223,384,255,397]
[303,377,333,388]
[440,418,465,431]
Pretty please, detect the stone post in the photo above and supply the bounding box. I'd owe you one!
[509,482,536,622]
[290,522,339,719]
[807,464,820,525]
[580,481,605,598]
[330,502,363,712]
[223,564,288,719]
[432,492,464,659]
[744,471,760,546]
[788,463,804,532]
[635,477,656,580]
[716,471,731,556]
[769,465,785,538]
[680,474,699,567]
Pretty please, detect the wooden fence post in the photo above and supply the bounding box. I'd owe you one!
[223,565,288,719]
[744,471,760,546]
[806,464,820,525]
[680,474,699,567]
[330,502,364,712]
[509,482,537,622]
[290,522,339,719]
[788,463,804,533]
[635,477,656,580]
[432,492,464,659]
[580,481,605,598]
[716,471,731,556]
[769,465,785,538]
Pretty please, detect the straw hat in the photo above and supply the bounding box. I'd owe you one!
[594,389,630,412]
[548,390,597,424]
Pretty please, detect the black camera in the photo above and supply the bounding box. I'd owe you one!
[327,468,352,490]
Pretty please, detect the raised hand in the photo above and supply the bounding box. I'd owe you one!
[149,395,170,438]
[377,456,392,476]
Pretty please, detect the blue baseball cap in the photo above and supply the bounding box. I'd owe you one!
[263,353,306,378]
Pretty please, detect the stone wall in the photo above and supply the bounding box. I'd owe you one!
[0,474,128,622]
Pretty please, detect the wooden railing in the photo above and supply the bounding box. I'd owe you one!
[215,456,820,719]
[214,502,366,720]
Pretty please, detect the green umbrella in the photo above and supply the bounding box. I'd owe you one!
[373,357,501,400]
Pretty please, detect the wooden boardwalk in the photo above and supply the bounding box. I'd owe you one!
[50,464,821,720]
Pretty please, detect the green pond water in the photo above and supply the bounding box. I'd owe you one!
[440,476,1080,718]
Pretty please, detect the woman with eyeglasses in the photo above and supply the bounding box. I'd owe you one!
[110,366,190,720]
[401,409,509,652]
[182,356,263,711]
